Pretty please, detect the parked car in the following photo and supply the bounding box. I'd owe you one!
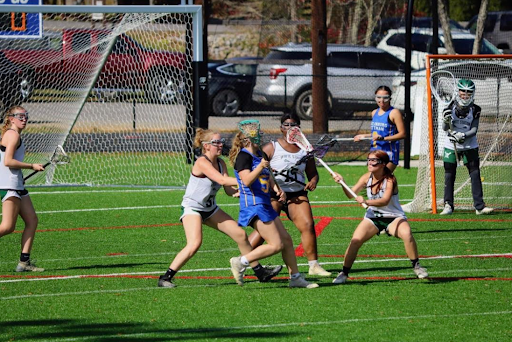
[377,28,502,70]
[371,16,466,46]
[466,11,512,53]
[251,43,406,120]
[0,29,186,103]
[208,57,260,116]
[0,52,31,111]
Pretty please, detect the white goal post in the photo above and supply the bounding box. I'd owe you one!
[404,54,512,213]
[0,5,203,187]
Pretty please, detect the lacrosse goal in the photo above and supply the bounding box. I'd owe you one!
[0,5,202,187]
[403,55,512,213]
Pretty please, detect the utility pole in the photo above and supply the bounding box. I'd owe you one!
[311,0,328,133]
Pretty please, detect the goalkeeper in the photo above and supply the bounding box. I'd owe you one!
[440,79,493,215]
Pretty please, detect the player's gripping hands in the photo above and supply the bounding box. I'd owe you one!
[443,108,452,125]
[448,131,466,144]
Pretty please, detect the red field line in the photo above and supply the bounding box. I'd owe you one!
[295,217,333,257]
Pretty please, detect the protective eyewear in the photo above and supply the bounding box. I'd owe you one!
[282,122,299,128]
[204,138,226,147]
[375,95,390,102]
[10,112,29,121]
[367,158,383,165]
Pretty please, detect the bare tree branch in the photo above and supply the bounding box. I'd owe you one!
[438,0,455,54]
[472,0,489,54]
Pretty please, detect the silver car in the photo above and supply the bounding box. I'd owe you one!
[252,43,406,120]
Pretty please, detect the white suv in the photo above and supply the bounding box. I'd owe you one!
[251,43,406,120]
[377,28,502,70]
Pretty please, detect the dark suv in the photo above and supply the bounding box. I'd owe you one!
[252,43,405,120]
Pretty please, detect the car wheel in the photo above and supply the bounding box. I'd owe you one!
[212,89,241,116]
[294,89,332,120]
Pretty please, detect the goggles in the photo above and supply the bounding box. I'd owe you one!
[375,95,390,102]
[367,158,384,166]
[281,122,299,128]
[10,112,29,121]
[203,138,226,147]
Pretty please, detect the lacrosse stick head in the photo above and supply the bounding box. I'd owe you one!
[286,127,313,152]
[430,70,457,108]
[317,134,337,147]
[50,145,70,165]
[238,120,262,145]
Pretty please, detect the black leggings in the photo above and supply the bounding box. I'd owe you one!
[443,159,485,210]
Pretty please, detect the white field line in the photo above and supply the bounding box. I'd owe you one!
[1,233,510,266]
[34,310,512,342]
[1,199,415,215]
[1,253,511,286]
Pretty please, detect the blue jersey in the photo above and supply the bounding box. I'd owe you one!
[234,149,277,227]
[370,106,399,165]
[234,149,271,207]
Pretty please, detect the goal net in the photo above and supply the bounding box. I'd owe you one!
[404,55,512,213]
[0,5,202,187]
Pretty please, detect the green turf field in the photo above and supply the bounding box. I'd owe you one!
[1,165,511,341]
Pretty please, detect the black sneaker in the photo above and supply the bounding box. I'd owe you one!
[257,265,283,283]
[158,275,176,288]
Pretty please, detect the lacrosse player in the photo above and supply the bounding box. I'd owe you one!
[157,128,282,288]
[0,106,45,272]
[440,79,493,215]
[246,112,330,276]
[228,121,319,288]
[354,86,405,172]
[330,150,428,284]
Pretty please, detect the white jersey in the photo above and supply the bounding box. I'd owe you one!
[181,157,223,212]
[364,175,406,220]
[270,140,307,192]
[444,105,479,151]
[0,135,25,190]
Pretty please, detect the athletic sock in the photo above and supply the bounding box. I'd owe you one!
[20,253,30,262]
[342,266,351,277]
[240,256,250,266]
[291,272,301,279]
[252,264,264,277]
[163,268,177,280]
[308,260,318,268]
[410,258,419,268]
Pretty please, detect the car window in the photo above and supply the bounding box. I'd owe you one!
[451,38,501,55]
[411,34,431,52]
[386,33,406,48]
[264,51,311,60]
[500,13,512,31]
[360,52,404,70]
[467,14,497,33]
[218,63,255,75]
[328,52,359,68]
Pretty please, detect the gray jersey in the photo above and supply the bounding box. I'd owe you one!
[270,140,307,192]
[364,175,406,220]
[0,136,25,190]
[444,105,479,151]
[181,158,223,211]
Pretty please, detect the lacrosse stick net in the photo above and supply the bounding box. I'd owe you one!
[24,145,70,181]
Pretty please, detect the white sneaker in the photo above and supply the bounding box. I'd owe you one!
[289,274,319,289]
[413,264,429,279]
[229,257,245,286]
[332,271,348,284]
[15,260,44,272]
[476,207,494,215]
[308,263,332,276]
[440,203,453,215]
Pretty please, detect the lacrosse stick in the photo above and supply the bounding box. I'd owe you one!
[430,70,462,166]
[317,135,371,145]
[287,127,367,208]
[448,121,463,167]
[24,145,70,181]
[237,120,282,192]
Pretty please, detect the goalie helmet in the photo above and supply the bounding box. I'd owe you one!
[456,79,475,108]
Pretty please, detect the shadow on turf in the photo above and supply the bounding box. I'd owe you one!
[414,227,512,234]
[0,319,298,341]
